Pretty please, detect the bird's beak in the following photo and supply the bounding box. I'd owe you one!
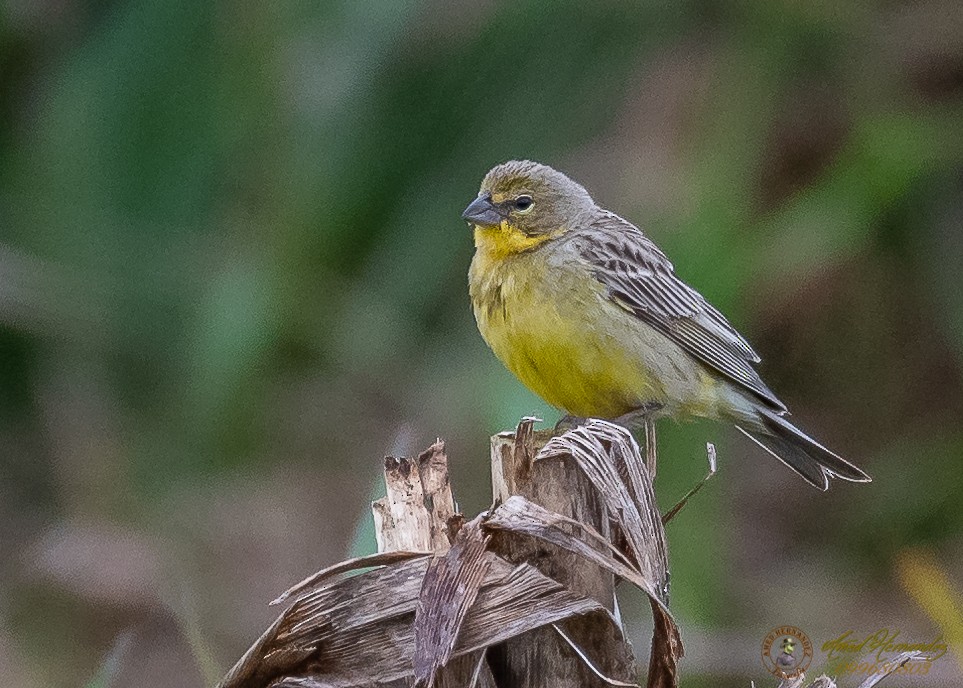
[461,194,504,227]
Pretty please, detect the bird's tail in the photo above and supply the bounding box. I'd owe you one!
[736,407,871,490]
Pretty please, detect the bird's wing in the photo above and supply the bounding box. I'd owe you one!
[579,210,786,411]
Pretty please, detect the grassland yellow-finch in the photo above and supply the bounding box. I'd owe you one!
[463,160,870,490]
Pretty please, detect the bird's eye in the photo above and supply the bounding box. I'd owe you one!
[514,195,534,213]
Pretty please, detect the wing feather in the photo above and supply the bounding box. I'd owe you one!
[580,210,785,411]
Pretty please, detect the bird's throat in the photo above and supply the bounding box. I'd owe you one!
[473,222,555,260]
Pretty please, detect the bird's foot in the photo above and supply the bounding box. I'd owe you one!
[612,402,664,430]
[554,414,587,434]
[612,403,663,479]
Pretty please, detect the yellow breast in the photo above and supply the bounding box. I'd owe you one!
[469,228,670,419]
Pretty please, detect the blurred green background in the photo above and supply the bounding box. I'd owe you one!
[1,1,962,686]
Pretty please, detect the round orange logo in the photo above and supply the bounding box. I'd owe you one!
[761,626,813,679]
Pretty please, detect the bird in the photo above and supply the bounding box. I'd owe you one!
[462,160,871,490]
[777,637,798,671]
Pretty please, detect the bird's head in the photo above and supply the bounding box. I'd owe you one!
[462,160,596,257]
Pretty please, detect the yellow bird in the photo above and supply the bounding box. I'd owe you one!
[463,160,870,490]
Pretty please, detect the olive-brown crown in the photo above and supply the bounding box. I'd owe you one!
[479,160,597,235]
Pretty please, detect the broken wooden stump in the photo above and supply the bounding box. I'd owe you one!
[487,419,638,687]
[217,420,680,688]
[372,441,457,554]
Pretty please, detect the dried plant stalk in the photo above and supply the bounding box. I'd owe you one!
[488,419,639,688]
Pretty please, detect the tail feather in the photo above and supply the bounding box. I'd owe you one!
[737,408,871,490]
